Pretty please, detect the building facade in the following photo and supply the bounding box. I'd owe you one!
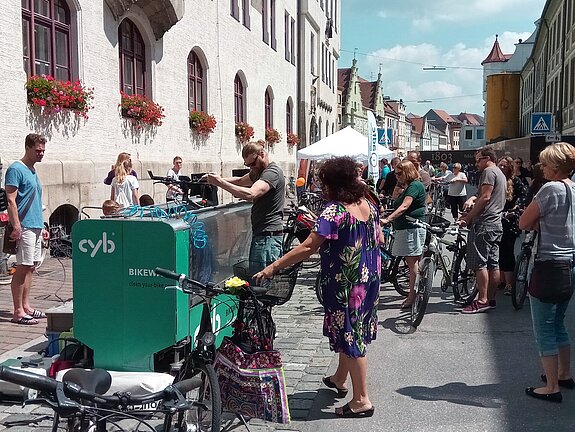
[0,0,339,223]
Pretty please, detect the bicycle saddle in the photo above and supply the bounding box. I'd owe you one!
[62,368,112,395]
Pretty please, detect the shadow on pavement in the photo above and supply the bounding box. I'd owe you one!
[299,389,341,421]
[397,382,505,408]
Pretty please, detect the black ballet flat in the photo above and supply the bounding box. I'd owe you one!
[525,387,562,403]
[335,403,375,418]
[541,374,575,389]
[322,376,348,397]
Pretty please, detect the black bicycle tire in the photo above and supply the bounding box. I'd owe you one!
[411,257,434,328]
[391,258,410,296]
[314,271,323,305]
[283,234,320,269]
[452,251,478,305]
[176,364,221,432]
[512,250,530,310]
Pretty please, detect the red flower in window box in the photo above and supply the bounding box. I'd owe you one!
[235,122,254,144]
[286,132,300,147]
[119,92,165,127]
[265,128,281,145]
[189,110,217,136]
[26,75,93,119]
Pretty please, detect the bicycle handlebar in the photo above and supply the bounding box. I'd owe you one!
[154,267,227,297]
[0,366,194,410]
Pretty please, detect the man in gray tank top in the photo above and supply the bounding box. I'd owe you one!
[458,147,506,314]
[204,142,284,275]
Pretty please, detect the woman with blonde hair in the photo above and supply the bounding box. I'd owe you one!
[519,142,575,403]
[111,157,139,207]
[381,160,427,308]
[104,152,138,185]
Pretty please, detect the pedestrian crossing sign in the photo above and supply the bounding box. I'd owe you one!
[531,112,552,134]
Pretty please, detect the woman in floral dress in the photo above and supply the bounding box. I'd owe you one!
[254,157,382,418]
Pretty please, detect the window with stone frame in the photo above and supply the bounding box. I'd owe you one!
[22,0,72,81]
[119,19,145,96]
[265,88,273,128]
[234,74,245,122]
[188,50,205,112]
[286,99,292,133]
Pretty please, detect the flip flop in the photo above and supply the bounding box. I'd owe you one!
[322,376,348,397]
[11,315,39,325]
[28,309,46,319]
[335,403,375,418]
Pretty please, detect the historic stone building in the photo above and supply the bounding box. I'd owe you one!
[0,0,339,227]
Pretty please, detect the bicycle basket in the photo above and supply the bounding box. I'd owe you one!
[425,213,451,229]
[257,263,301,306]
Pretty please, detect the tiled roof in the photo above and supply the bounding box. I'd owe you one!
[358,80,377,109]
[410,116,425,135]
[482,36,509,65]
[337,68,352,101]
[455,112,485,126]
[429,109,459,124]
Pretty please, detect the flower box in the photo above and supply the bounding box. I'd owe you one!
[235,122,254,144]
[286,132,300,146]
[265,128,281,145]
[26,75,93,119]
[120,92,165,127]
[189,110,216,136]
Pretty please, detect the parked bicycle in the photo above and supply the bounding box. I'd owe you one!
[148,170,217,209]
[512,231,537,310]
[299,191,325,216]
[285,176,296,200]
[283,204,319,269]
[428,181,446,216]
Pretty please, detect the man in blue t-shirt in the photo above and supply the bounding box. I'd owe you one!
[5,133,46,325]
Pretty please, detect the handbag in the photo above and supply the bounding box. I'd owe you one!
[0,188,7,212]
[214,337,290,424]
[528,181,575,303]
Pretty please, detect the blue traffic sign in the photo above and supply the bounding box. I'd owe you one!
[531,112,552,134]
[377,128,393,145]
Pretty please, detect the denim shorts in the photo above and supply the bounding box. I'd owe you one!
[466,223,503,270]
[248,235,283,275]
[392,227,426,257]
[530,293,572,357]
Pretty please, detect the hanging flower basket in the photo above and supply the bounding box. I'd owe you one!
[235,121,254,144]
[26,75,94,119]
[286,132,300,147]
[265,128,281,145]
[120,92,165,127]
[189,110,216,136]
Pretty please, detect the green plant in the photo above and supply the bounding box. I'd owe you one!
[235,121,254,143]
[265,127,281,145]
[120,92,165,127]
[189,110,216,136]
[26,75,94,118]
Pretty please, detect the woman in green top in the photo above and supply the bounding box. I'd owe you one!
[381,160,427,308]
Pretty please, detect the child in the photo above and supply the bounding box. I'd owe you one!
[102,199,120,216]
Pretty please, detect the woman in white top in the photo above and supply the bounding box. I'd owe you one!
[444,163,468,220]
[111,158,139,207]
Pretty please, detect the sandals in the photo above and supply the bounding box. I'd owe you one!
[335,402,375,418]
[28,309,46,319]
[11,315,39,325]
[322,376,348,397]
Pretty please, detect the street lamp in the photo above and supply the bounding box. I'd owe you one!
[422,66,446,71]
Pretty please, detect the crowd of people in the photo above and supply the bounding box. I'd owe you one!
[3,131,574,413]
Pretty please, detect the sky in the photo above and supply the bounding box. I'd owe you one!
[339,0,548,117]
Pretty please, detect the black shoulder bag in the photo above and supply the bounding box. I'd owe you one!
[528,181,575,303]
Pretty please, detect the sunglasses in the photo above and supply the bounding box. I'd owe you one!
[244,155,260,168]
[475,156,488,163]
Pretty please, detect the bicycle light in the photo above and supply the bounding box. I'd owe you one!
[201,331,215,346]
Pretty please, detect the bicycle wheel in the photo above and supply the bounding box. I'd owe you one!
[175,364,221,432]
[411,257,434,328]
[283,233,320,269]
[391,258,410,296]
[452,251,477,305]
[512,250,530,310]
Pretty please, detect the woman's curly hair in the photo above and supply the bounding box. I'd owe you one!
[317,157,369,203]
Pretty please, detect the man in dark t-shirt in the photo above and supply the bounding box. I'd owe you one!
[204,142,285,274]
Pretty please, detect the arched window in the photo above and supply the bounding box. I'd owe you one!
[22,0,72,80]
[234,74,245,122]
[310,117,318,144]
[286,99,293,134]
[318,117,322,140]
[119,19,145,95]
[326,120,329,136]
[188,50,204,112]
[264,88,273,128]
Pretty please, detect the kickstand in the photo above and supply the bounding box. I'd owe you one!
[236,413,251,432]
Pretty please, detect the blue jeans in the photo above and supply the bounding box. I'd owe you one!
[530,295,572,357]
[248,235,283,275]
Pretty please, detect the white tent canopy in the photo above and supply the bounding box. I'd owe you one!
[297,126,394,162]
